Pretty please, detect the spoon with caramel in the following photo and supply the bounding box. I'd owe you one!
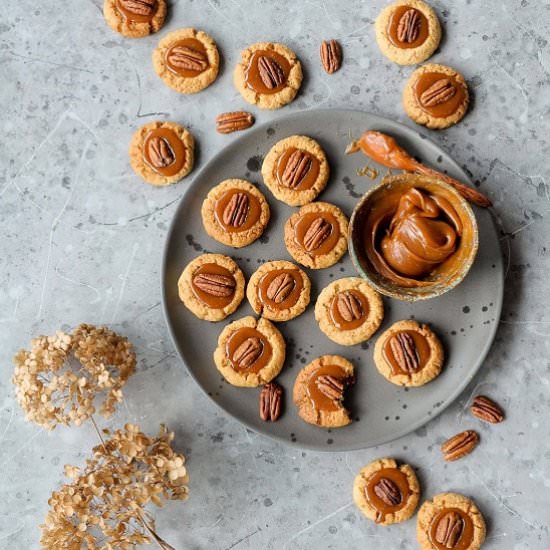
[345,131,492,208]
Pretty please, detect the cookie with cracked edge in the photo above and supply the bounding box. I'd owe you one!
[103,0,167,38]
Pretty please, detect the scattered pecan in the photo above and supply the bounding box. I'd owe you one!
[281,150,312,189]
[470,395,504,424]
[303,217,332,251]
[441,430,479,462]
[266,273,295,304]
[336,292,363,322]
[420,78,457,107]
[259,382,283,422]
[232,337,262,369]
[216,111,255,134]
[167,46,208,72]
[147,136,175,169]
[320,39,342,74]
[373,478,402,507]
[389,332,419,373]
[222,192,249,228]
[258,56,285,89]
[119,0,156,16]
[397,8,421,43]
[193,272,236,297]
[315,375,345,401]
[434,511,464,548]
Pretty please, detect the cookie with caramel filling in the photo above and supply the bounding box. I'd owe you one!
[103,0,167,38]
[373,320,444,387]
[201,179,271,248]
[261,135,330,206]
[129,121,194,186]
[315,277,384,346]
[214,316,286,387]
[353,458,420,525]
[178,254,245,322]
[293,355,355,428]
[417,493,486,550]
[247,260,311,322]
[233,42,303,109]
[403,63,470,129]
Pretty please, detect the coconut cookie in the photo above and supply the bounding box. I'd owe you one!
[284,202,348,269]
[214,316,285,387]
[129,121,194,186]
[247,260,311,322]
[315,278,384,346]
[373,320,444,387]
[153,28,220,94]
[353,458,420,525]
[261,135,330,206]
[103,0,167,38]
[375,0,441,65]
[234,42,303,109]
[178,254,245,322]
[201,179,270,248]
[403,64,469,129]
[293,355,355,428]
[417,493,486,550]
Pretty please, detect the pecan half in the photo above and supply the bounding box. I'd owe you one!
[259,382,283,422]
[281,150,313,189]
[420,78,457,107]
[216,111,255,134]
[147,136,175,169]
[232,337,262,369]
[222,192,249,227]
[373,477,402,507]
[258,56,285,89]
[336,291,363,322]
[389,332,420,373]
[434,511,464,548]
[303,217,332,251]
[470,395,504,423]
[266,273,295,304]
[193,272,236,297]
[315,375,345,401]
[119,0,156,16]
[320,39,342,74]
[441,430,479,462]
[167,46,208,72]
[397,8,421,43]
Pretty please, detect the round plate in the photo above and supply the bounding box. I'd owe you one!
[162,109,503,452]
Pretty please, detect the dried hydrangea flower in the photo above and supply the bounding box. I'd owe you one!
[12,324,136,430]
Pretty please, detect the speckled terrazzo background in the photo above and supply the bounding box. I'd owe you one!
[0,1,549,549]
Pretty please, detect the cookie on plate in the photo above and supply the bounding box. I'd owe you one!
[129,121,194,186]
[178,254,245,322]
[261,135,330,206]
[103,0,167,38]
[201,179,270,248]
[214,316,285,387]
[353,458,420,525]
[234,42,303,109]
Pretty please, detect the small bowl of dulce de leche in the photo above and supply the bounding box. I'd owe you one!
[348,173,479,301]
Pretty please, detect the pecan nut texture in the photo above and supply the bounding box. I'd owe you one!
[232,337,262,369]
[167,46,208,72]
[315,375,345,401]
[216,111,255,134]
[258,56,285,89]
[303,218,332,251]
[336,291,363,322]
[397,8,421,43]
[259,382,283,422]
[266,273,295,304]
[320,39,342,74]
[434,511,464,548]
[470,395,504,424]
[222,192,250,228]
[192,272,236,297]
[281,150,313,189]
[441,430,479,462]
[373,477,402,507]
[420,78,457,107]
[147,137,175,169]
[389,332,420,372]
[119,0,156,16]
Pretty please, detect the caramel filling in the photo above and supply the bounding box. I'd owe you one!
[329,290,368,331]
[191,263,235,309]
[244,49,291,95]
[428,508,474,550]
[413,72,466,118]
[365,468,411,524]
[382,330,431,375]
[306,364,347,412]
[214,189,262,233]
[257,269,304,311]
[116,0,157,23]
[387,6,429,49]
[293,212,341,256]
[225,327,272,374]
[142,127,186,177]
[165,38,209,78]
[275,148,320,191]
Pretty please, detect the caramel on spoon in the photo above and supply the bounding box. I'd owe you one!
[345,131,492,208]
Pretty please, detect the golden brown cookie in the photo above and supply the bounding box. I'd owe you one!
[293,355,355,428]
[233,42,303,110]
[417,493,486,550]
[214,316,285,387]
[315,278,384,346]
[403,63,470,129]
[261,135,330,206]
[284,202,348,269]
[373,320,444,387]
[353,458,420,525]
[103,0,167,38]
[246,260,311,322]
[129,121,194,186]
[201,179,270,248]
[178,254,245,322]
[375,0,441,65]
[152,28,220,95]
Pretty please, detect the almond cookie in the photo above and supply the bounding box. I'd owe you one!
[403,64,469,129]
[129,121,194,186]
[375,0,441,65]
[353,458,420,525]
[417,493,486,550]
[201,179,270,248]
[284,202,348,269]
[293,355,355,428]
[178,254,245,322]
[103,0,167,38]
[233,42,303,110]
[214,316,285,387]
[261,135,330,206]
[373,320,444,387]
[315,278,384,346]
[153,28,220,95]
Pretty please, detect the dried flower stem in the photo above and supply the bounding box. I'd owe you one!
[136,510,176,550]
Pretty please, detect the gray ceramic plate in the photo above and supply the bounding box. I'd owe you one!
[162,109,503,452]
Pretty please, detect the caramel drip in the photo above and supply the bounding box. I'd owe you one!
[365,468,412,524]
[428,508,475,550]
[275,148,320,191]
[257,269,304,311]
[116,0,157,23]
[165,38,209,78]
[191,263,235,309]
[387,6,429,49]
[413,72,466,118]
[293,211,341,256]
[214,189,262,233]
[142,127,186,177]
[382,330,431,375]
[305,364,347,412]
[244,49,291,95]
[225,327,272,374]
[329,290,368,331]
